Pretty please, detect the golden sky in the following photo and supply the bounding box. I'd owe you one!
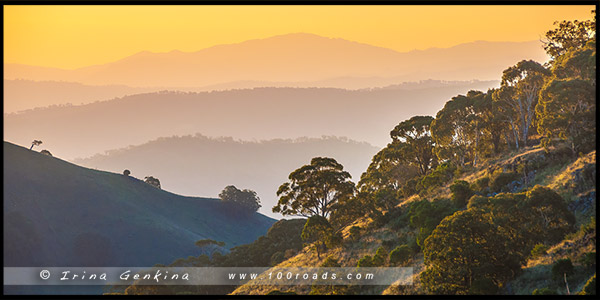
[4,5,594,69]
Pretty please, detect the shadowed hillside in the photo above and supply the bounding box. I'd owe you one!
[3,141,275,268]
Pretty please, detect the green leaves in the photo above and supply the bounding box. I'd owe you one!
[421,186,576,294]
[390,115,436,176]
[273,157,355,219]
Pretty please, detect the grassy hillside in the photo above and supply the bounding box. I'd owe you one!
[3,141,275,268]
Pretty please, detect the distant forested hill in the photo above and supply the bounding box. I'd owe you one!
[4,81,498,161]
[73,135,380,219]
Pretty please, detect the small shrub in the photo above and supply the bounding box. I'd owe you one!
[357,255,373,268]
[320,256,341,267]
[382,239,396,250]
[449,180,472,207]
[551,258,574,281]
[284,249,297,259]
[419,162,456,192]
[579,252,596,268]
[582,217,596,235]
[471,176,490,194]
[532,287,558,295]
[490,172,519,193]
[372,246,387,266]
[389,245,412,266]
[40,149,53,156]
[348,226,361,241]
[467,195,489,209]
[530,244,549,259]
[270,251,284,266]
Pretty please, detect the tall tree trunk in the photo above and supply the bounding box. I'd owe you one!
[511,121,519,150]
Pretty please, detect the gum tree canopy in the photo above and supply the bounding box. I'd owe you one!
[273,157,355,219]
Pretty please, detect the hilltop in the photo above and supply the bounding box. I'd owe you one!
[3,141,275,269]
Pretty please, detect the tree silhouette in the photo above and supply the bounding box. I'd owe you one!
[144,176,161,189]
[123,169,131,176]
[40,149,52,157]
[30,140,42,150]
[218,185,261,213]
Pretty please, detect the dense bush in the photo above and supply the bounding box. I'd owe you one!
[580,252,596,268]
[418,162,456,193]
[389,245,412,266]
[552,258,574,281]
[270,251,285,266]
[449,180,473,207]
[372,246,388,267]
[489,171,519,193]
[530,244,549,259]
[349,226,361,241]
[357,255,374,268]
[408,198,457,248]
[471,176,490,194]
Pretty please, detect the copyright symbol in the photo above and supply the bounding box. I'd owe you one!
[40,270,51,280]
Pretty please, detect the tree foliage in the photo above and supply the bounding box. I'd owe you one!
[449,180,472,207]
[422,186,575,294]
[390,115,437,175]
[273,157,355,218]
[421,209,521,294]
[144,176,161,189]
[537,40,596,155]
[30,140,42,150]
[408,198,456,248]
[219,185,261,213]
[301,215,339,259]
[543,12,596,59]
[40,149,52,156]
[389,245,412,266]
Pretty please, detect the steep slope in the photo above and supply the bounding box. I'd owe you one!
[73,135,380,219]
[229,146,596,295]
[4,34,548,87]
[4,81,498,161]
[3,141,275,268]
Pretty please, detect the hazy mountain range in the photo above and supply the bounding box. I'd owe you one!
[3,78,497,114]
[4,81,497,161]
[72,135,380,218]
[5,33,548,89]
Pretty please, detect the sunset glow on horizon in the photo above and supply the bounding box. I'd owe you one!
[4,5,594,69]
